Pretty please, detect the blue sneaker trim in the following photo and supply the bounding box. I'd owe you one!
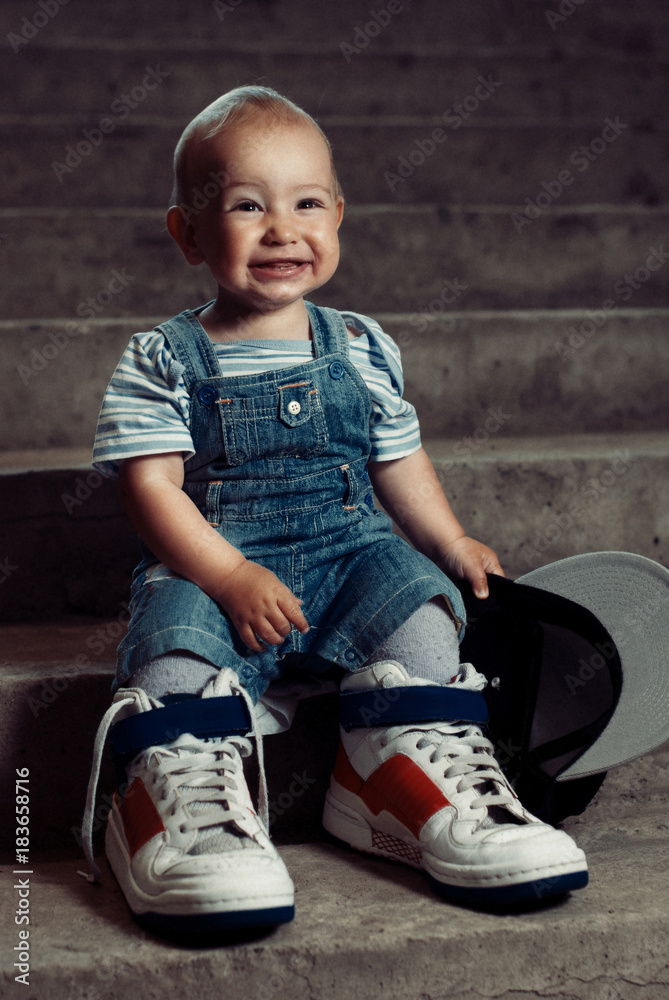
[340,686,488,731]
[136,904,295,934]
[426,868,589,904]
[111,695,252,760]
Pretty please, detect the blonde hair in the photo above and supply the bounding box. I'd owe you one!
[170,85,342,208]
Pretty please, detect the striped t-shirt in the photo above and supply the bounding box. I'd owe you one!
[93,309,421,478]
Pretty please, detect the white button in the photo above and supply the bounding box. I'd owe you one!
[288,400,301,415]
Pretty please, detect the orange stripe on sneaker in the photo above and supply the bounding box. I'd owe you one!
[119,777,165,857]
[364,755,450,837]
[334,742,450,839]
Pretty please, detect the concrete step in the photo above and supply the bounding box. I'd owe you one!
[0,620,338,851]
[1,433,668,621]
[1,615,668,997]
[7,46,669,123]
[7,120,667,209]
[3,207,669,318]
[1,616,668,848]
[427,431,669,576]
[1,823,669,999]
[3,0,668,54]
[3,310,669,452]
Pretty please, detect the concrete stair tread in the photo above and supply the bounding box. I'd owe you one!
[0,447,93,474]
[4,207,669,318]
[6,49,669,121]
[5,309,669,450]
[4,0,669,992]
[0,616,117,670]
[1,431,667,621]
[1,431,668,475]
[9,123,669,209]
[1,828,669,999]
[425,429,669,462]
[4,0,669,54]
[2,614,669,830]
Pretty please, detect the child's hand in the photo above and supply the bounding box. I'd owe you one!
[436,536,504,600]
[217,561,309,652]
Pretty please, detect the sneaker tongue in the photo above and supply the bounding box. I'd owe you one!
[173,741,257,854]
[479,804,524,828]
[187,812,254,854]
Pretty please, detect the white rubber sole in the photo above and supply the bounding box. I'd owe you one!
[322,788,588,904]
[105,812,295,931]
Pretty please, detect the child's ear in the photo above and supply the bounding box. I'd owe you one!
[166,206,205,265]
[335,197,345,229]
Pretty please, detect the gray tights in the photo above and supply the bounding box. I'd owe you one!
[131,596,461,698]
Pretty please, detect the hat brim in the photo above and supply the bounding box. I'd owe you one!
[516,551,669,781]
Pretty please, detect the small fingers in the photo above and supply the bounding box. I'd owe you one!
[471,574,489,599]
[277,593,309,634]
[237,622,266,653]
[242,606,307,651]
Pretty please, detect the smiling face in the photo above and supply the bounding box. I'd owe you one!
[167,116,344,329]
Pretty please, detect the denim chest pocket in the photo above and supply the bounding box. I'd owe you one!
[218,380,328,465]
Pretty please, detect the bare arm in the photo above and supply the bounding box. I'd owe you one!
[367,447,503,598]
[119,452,308,650]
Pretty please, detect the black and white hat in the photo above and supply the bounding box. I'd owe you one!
[459,551,669,822]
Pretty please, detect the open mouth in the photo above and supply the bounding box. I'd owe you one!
[250,259,310,277]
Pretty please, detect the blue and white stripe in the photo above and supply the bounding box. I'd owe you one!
[93,310,421,477]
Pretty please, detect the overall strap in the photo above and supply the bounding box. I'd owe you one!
[157,302,221,391]
[306,301,351,359]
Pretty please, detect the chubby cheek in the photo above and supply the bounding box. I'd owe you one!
[321,238,341,275]
[315,225,340,261]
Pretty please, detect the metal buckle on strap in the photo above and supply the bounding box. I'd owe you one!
[339,686,489,731]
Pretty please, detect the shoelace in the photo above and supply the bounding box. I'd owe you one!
[414,724,516,812]
[141,734,260,854]
[378,719,517,828]
[79,670,267,882]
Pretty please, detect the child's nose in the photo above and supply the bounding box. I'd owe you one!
[262,211,298,245]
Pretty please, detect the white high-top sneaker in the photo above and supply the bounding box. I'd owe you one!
[323,660,588,904]
[81,668,295,933]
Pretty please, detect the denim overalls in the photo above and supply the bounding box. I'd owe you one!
[115,301,466,701]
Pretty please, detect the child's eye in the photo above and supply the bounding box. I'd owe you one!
[297,199,322,210]
[235,201,261,212]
